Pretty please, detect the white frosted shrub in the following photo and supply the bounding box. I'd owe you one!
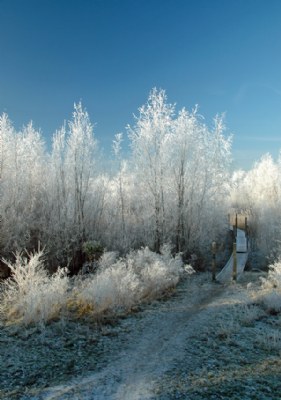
[136,247,185,298]
[259,260,281,313]
[77,246,191,316]
[77,261,140,315]
[261,290,281,313]
[159,243,176,262]
[265,260,281,288]
[125,246,157,276]
[237,304,265,326]
[37,267,69,322]
[0,250,69,325]
[131,246,187,298]
[140,259,172,298]
[97,251,118,271]
[255,328,281,351]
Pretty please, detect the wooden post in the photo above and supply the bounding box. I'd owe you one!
[245,217,249,250]
[233,242,237,281]
[211,241,216,281]
[235,213,238,238]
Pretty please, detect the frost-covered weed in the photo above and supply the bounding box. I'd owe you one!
[98,251,118,271]
[128,245,185,298]
[0,246,193,324]
[255,328,281,351]
[76,262,140,315]
[237,304,265,326]
[0,251,69,325]
[259,260,281,313]
[216,315,240,340]
[260,291,281,313]
[75,246,191,317]
[261,260,281,289]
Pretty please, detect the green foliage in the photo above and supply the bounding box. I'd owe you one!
[82,240,104,261]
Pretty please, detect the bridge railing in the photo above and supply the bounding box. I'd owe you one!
[213,214,249,283]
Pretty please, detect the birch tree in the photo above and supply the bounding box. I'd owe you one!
[0,117,46,254]
[128,89,174,252]
[170,107,197,251]
[112,132,127,249]
[66,102,97,242]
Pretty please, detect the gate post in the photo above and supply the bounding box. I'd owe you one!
[211,241,216,281]
[233,242,237,281]
[245,217,249,250]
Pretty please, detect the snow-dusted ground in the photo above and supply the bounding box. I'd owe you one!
[2,271,281,400]
[30,275,224,400]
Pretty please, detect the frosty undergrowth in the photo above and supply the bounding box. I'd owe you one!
[0,245,194,326]
[75,245,190,317]
[258,259,281,313]
[0,250,69,325]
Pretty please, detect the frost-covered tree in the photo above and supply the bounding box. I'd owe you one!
[46,124,70,266]
[66,102,97,243]
[112,133,127,249]
[48,103,98,270]
[197,115,231,245]
[0,113,16,253]
[0,116,46,255]
[127,89,231,256]
[0,90,233,271]
[128,88,174,252]
[169,107,199,251]
[169,110,231,253]
[231,154,281,260]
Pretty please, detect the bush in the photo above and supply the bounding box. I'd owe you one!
[75,245,194,318]
[129,244,184,298]
[0,246,194,325]
[264,260,281,288]
[0,250,69,325]
[75,261,140,316]
[259,260,281,314]
[82,240,104,261]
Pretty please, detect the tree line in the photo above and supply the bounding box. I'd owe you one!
[0,89,236,273]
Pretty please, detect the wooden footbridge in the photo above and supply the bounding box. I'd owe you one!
[215,215,249,283]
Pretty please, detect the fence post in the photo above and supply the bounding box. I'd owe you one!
[245,216,249,250]
[211,241,216,281]
[235,213,238,238]
[233,242,237,281]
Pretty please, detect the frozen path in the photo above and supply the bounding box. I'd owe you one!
[216,228,248,283]
[28,277,225,400]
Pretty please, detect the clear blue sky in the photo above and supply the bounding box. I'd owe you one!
[1,0,281,170]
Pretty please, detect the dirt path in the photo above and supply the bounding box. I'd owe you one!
[3,271,281,400]
[29,276,226,400]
